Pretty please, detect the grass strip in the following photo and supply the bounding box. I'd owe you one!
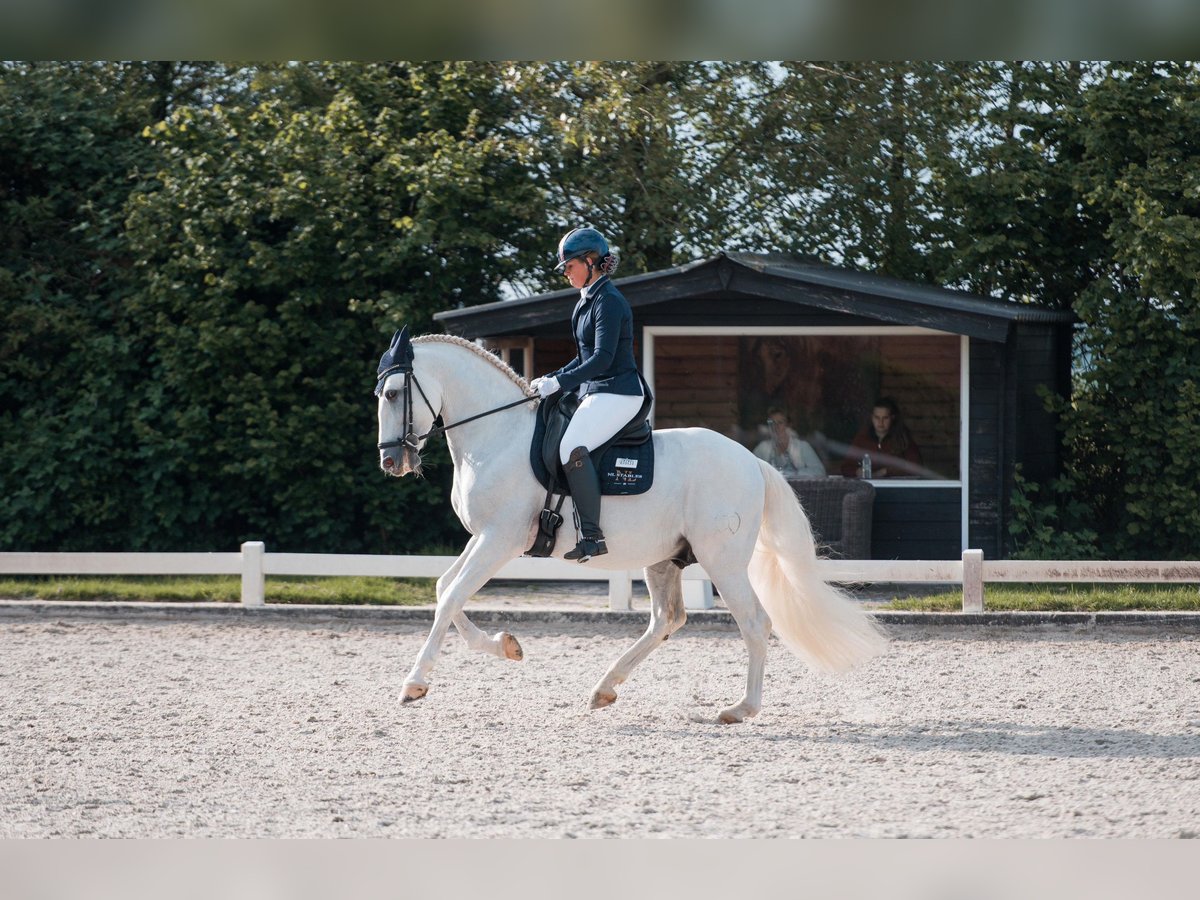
[881,584,1200,612]
[3,578,1199,612]
[0,575,437,606]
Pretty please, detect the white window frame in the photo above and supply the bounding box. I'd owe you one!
[479,337,534,379]
[642,325,970,551]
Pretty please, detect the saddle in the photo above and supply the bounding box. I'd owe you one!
[525,380,655,557]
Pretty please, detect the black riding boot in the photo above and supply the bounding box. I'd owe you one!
[563,445,607,562]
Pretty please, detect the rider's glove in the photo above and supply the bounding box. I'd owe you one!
[533,376,561,398]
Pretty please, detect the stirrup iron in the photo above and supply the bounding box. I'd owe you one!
[565,536,607,563]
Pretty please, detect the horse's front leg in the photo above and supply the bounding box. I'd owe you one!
[453,615,524,662]
[439,553,524,663]
[401,535,518,703]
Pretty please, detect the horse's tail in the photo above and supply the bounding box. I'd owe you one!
[749,460,889,673]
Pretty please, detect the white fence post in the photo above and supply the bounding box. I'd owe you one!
[608,571,633,611]
[241,542,266,607]
[962,549,984,613]
[683,579,715,610]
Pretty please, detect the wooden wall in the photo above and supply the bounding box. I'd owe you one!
[872,487,962,560]
[652,336,740,436]
[1012,323,1069,485]
[532,338,579,378]
[967,339,1007,559]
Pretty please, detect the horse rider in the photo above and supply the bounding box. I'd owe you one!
[530,227,645,562]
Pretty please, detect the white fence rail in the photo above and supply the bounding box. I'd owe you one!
[2,544,1198,612]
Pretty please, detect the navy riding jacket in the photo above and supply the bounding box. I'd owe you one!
[549,275,643,397]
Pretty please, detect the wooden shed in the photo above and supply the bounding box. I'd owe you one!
[434,252,1075,560]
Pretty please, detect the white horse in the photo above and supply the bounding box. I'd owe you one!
[377,331,888,723]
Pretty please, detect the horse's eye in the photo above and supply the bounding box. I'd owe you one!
[385,389,399,402]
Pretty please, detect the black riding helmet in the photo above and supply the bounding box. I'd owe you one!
[553,227,611,274]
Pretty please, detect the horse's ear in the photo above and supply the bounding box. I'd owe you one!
[396,325,414,366]
[378,325,415,380]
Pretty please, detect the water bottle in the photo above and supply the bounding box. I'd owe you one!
[861,453,872,479]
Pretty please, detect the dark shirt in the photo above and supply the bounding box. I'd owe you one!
[840,426,924,477]
[550,275,642,396]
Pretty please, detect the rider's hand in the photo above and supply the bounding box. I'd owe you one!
[533,376,560,398]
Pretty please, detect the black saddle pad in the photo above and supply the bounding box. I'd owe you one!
[596,440,654,495]
[530,391,654,497]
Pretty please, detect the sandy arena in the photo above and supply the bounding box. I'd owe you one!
[3,611,1200,838]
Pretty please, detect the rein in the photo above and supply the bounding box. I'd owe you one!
[376,365,535,452]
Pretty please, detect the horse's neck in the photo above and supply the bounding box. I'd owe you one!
[422,343,533,470]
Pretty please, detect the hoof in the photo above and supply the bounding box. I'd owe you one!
[400,682,428,704]
[589,689,618,709]
[499,631,524,661]
[717,705,758,724]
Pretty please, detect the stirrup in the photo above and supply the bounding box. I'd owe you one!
[565,536,607,563]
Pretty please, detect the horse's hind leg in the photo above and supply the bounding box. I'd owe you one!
[401,534,517,703]
[705,568,770,724]
[437,553,523,662]
[589,559,687,709]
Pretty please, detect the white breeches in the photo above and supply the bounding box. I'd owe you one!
[559,392,645,465]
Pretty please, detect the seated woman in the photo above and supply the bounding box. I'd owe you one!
[840,396,923,478]
[753,406,826,478]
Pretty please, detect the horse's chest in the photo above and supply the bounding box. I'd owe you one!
[450,477,498,535]
[450,483,473,531]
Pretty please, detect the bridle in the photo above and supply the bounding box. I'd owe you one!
[375,363,534,454]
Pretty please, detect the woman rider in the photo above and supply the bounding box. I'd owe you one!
[530,227,646,562]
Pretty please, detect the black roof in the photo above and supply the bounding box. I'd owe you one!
[434,252,1076,342]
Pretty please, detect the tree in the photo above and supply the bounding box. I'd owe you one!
[1050,62,1200,557]
[933,61,1107,309]
[120,61,550,551]
[504,61,776,289]
[0,62,230,550]
[750,62,972,282]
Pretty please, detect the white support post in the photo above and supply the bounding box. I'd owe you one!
[241,541,266,607]
[608,571,633,611]
[683,579,715,610]
[962,549,984,613]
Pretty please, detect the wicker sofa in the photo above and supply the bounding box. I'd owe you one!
[787,477,876,559]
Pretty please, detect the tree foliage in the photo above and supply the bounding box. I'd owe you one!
[748,62,969,282]
[0,62,219,549]
[2,61,542,552]
[1047,62,1200,557]
[505,61,776,284]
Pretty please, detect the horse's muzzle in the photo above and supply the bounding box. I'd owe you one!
[380,447,422,477]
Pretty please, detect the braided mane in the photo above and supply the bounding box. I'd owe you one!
[413,333,534,395]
